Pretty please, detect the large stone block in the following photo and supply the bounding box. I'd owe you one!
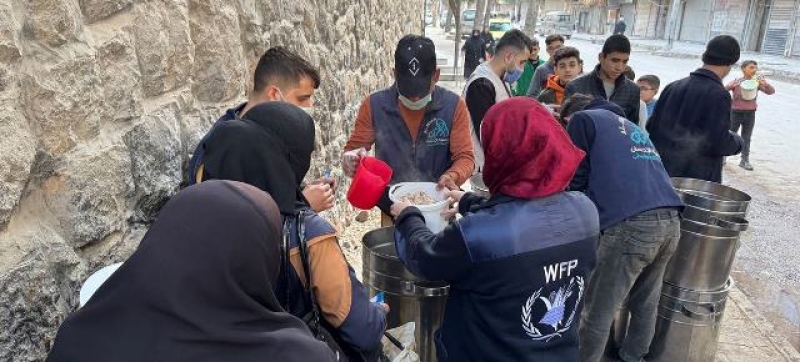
[79,0,134,23]
[79,225,145,272]
[21,50,101,156]
[0,108,36,229]
[180,105,226,162]
[124,105,182,223]
[22,0,84,47]
[0,2,21,65]
[97,32,142,123]
[0,232,86,362]
[189,0,245,103]
[43,146,133,247]
[132,0,193,97]
[0,65,16,102]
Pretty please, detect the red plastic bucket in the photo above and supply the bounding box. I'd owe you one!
[347,156,393,210]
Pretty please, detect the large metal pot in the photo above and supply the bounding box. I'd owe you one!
[681,205,749,232]
[362,227,448,362]
[648,279,733,362]
[469,173,489,198]
[664,219,742,291]
[672,177,751,215]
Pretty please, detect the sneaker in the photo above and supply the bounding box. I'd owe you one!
[739,160,754,171]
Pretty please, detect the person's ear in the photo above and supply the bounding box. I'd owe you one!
[265,85,281,101]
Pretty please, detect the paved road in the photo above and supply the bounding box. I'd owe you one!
[432,30,800,349]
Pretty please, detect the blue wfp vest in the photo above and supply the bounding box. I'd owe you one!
[576,109,683,230]
[371,86,458,183]
[437,193,599,362]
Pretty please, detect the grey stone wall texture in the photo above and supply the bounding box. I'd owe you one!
[0,0,422,359]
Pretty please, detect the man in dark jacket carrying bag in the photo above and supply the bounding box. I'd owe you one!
[564,35,640,125]
[647,35,744,183]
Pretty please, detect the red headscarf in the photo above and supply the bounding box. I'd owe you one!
[481,97,585,199]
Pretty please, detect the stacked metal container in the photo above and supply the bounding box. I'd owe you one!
[609,178,752,361]
[649,178,752,362]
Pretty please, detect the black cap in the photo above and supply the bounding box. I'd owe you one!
[395,35,437,98]
[702,35,741,66]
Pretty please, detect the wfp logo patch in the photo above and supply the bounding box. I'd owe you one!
[521,261,585,342]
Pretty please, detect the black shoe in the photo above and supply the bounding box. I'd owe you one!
[740,160,754,171]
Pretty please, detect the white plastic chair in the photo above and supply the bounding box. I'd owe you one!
[78,262,123,308]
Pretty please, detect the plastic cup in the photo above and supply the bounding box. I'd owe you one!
[347,156,393,210]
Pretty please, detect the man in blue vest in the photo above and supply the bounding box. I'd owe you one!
[342,35,475,218]
[187,47,336,213]
[560,95,684,362]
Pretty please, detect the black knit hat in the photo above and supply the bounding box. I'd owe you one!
[702,35,741,66]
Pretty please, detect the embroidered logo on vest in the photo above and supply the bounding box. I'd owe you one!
[521,260,585,342]
[424,118,450,146]
[629,123,661,161]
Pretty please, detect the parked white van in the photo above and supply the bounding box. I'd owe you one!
[540,11,573,39]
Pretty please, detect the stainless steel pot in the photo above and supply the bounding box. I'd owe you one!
[648,279,733,362]
[469,173,489,198]
[672,177,751,215]
[681,205,749,232]
[362,227,448,362]
[664,219,741,291]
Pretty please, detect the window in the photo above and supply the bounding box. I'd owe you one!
[463,10,476,21]
[490,23,512,31]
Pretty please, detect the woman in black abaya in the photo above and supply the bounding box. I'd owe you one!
[47,180,336,362]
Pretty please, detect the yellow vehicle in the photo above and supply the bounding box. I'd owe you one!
[489,19,512,40]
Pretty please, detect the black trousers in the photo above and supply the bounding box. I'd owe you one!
[730,110,756,159]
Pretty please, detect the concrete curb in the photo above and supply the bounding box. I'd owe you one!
[728,283,800,361]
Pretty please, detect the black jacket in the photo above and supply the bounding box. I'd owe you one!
[462,35,486,78]
[564,65,641,125]
[614,20,627,34]
[646,68,743,183]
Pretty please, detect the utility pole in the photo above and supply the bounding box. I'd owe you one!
[449,0,462,87]
[484,0,495,29]
[423,0,428,35]
[524,0,539,37]
[665,0,683,50]
[476,0,488,32]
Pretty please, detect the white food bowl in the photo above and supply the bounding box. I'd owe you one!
[389,182,449,233]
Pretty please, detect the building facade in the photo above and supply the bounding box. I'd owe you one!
[566,0,800,57]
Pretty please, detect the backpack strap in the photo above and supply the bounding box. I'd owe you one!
[296,212,325,337]
[279,218,292,312]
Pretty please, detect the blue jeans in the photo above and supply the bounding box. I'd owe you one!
[579,208,681,362]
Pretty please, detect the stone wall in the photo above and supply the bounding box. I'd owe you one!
[0,0,422,360]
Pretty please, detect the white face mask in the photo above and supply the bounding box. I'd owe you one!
[277,88,315,117]
[399,93,432,111]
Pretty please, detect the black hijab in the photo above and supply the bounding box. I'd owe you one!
[47,180,336,362]
[201,102,316,214]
